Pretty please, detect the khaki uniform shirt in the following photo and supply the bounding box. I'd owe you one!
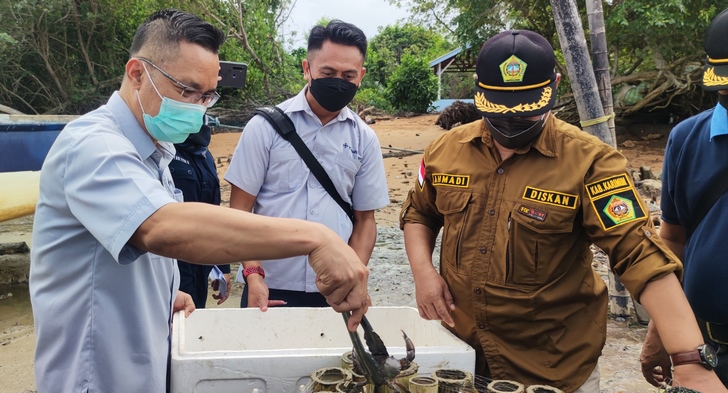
[400,116,681,391]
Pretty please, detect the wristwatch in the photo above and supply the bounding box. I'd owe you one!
[669,344,718,370]
[242,266,265,283]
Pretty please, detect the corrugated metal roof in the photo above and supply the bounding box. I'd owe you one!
[429,44,473,68]
[429,47,463,67]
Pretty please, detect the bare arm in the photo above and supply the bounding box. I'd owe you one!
[659,221,686,261]
[348,210,377,265]
[230,185,263,270]
[229,185,284,309]
[129,202,368,330]
[640,221,725,390]
[639,274,726,390]
[403,222,455,327]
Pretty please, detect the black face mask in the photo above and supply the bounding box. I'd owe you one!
[177,123,211,155]
[309,76,359,112]
[484,114,548,149]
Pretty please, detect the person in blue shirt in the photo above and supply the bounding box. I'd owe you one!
[29,9,370,393]
[171,120,231,307]
[640,7,728,388]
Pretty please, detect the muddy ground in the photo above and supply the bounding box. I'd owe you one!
[0,114,671,392]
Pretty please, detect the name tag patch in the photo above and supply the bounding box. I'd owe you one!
[586,174,646,230]
[432,173,470,188]
[518,204,547,221]
[522,186,578,209]
[586,174,631,199]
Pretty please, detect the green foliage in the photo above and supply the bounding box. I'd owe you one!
[0,0,302,114]
[352,86,392,112]
[384,53,437,113]
[366,23,450,88]
[398,0,726,115]
[605,0,722,72]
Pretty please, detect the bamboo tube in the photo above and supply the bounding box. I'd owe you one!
[431,369,474,393]
[487,380,524,393]
[310,367,351,392]
[341,351,354,370]
[409,376,439,393]
[525,386,564,393]
[0,171,40,223]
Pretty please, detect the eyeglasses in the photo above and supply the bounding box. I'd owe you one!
[137,57,220,108]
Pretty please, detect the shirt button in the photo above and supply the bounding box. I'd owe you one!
[497,168,504,174]
[645,229,652,237]
[474,288,482,295]
[479,247,487,254]
[309,210,315,215]
[309,183,315,188]
[478,323,486,329]
[489,209,496,216]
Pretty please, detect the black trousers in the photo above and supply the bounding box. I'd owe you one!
[240,285,329,308]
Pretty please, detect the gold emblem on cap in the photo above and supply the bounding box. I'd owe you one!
[500,55,527,83]
[703,67,728,87]
[474,87,552,114]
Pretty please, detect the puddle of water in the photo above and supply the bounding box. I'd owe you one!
[0,283,33,330]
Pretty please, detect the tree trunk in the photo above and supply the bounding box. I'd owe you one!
[551,0,629,317]
[550,0,615,147]
[586,0,615,140]
[585,0,632,319]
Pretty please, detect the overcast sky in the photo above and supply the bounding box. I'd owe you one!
[281,0,411,49]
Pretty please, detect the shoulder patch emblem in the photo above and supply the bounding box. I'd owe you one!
[518,204,547,221]
[586,174,646,230]
[432,173,470,188]
[522,186,578,209]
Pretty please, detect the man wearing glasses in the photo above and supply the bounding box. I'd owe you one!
[29,9,370,393]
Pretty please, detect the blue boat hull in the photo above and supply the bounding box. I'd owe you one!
[0,123,65,173]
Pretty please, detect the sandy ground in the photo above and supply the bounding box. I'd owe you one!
[0,114,670,392]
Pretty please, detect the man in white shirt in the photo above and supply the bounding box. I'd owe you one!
[225,20,389,308]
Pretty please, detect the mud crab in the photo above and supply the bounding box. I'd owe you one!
[342,312,416,393]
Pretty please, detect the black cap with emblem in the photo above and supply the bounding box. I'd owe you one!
[474,30,558,118]
[703,8,728,91]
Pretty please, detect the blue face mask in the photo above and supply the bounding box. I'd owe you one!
[137,63,207,143]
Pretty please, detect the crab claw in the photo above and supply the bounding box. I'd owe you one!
[343,313,388,386]
[400,330,415,368]
[361,315,389,357]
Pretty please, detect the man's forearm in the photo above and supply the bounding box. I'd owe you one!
[348,211,377,265]
[403,223,438,277]
[639,274,703,354]
[659,221,686,261]
[132,202,328,264]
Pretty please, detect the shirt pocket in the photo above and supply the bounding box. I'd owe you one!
[267,148,304,193]
[435,190,472,273]
[333,152,362,196]
[506,205,576,286]
[169,164,197,201]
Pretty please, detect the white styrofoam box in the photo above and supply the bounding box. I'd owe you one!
[170,306,475,393]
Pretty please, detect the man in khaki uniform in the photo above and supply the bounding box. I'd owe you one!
[401,30,727,392]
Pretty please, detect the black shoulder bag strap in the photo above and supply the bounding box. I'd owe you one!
[253,106,354,222]
[686,171,728,238]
